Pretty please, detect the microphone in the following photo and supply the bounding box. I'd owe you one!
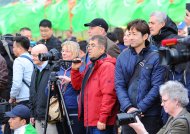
[161,36,190,46]
[62,59,82,63]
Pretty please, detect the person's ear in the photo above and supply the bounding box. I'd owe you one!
[143,33,149,41]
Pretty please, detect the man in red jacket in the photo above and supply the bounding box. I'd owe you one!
[71,35,118,134]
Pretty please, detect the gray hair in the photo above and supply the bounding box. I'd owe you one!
[160,81,189,107]
[90,35,107,51]
[150,11,167,23]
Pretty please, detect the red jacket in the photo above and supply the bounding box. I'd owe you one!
[71,55,118,127]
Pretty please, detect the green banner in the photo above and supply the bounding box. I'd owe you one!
[0,0,190,36]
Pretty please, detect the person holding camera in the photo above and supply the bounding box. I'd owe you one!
[115,19,165,134]
[29,44,58,134]
[129,81,190,134]
[71,35,118,134]
[56,41,85,134]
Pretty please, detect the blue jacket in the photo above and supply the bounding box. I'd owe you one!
[57,66,79,109]
[115,45,165,116]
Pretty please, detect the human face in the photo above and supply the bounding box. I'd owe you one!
[13,42,21,57]
[123,30,131,46]
[161,94,177,116]
[61,46,74,60]
[40,27,53,40]
[128,28,147,53]
[88,26,104,38]
[9,117,25,130]
[87,39,104,60]
[20,30,32,40]
[31,49,42,66]
[149,16,165,36]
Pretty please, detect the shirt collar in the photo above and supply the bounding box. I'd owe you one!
[36,61,48,72]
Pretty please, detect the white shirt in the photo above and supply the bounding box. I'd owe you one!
[14,125,26,134]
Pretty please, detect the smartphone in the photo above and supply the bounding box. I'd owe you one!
[186,3,190,12]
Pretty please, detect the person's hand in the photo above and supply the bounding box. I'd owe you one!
[57,75,71,85]
[71,58,82,70]
[97,121,106,130]
[9,98,16,104]
[30,118,35,125]
[185,10,190,26]
[128,116,148,134]
[127,107,139,113]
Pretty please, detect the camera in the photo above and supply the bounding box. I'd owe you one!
[159,37,190,66]
[116,110,141,126]
[38,48,60,61]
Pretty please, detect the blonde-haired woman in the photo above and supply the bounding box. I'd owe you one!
[57,41,85,134]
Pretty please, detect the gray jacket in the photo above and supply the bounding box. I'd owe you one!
[157,108,190,134]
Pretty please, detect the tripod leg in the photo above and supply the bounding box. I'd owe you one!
[57,81,74,134]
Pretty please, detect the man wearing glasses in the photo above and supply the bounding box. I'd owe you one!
[71,35,118,134]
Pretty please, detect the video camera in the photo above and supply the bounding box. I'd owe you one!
[159,36,190,66]
[116,110,141,126]
[38,48,60,61]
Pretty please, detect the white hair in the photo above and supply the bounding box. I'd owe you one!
[160,81,189,107]
[150,11,167,23]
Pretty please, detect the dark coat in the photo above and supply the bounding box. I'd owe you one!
[150,16,178,48]
[29,64,51,120]
[157,109,190,134]
[115,45,165,116]
[38,35,62,52]
[0,54,8,98]
[106,37,120,58]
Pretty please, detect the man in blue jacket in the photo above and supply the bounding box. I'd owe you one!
[115,19,165,134]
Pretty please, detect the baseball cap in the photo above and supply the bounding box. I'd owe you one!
[84,18,108,32]
[5,104,30,119]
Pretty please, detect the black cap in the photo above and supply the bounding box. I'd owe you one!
[84,18,108,32]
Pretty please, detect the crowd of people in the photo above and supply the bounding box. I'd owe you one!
[0,9,190,134]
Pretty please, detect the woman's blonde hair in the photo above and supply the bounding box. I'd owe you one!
[61,41,80,59]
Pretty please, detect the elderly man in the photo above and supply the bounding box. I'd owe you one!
[148,11,178,48]
[29,44,58,134]
[71,35,118,134]
[84,18,120,58]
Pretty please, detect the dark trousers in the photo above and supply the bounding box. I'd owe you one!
[17,100,29,107]
[56,108,85,134]
[86,126,115,134]
[122,116,162,134]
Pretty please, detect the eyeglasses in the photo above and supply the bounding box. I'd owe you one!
[86,43,100,49]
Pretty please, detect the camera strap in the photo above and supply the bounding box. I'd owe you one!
[128,51,158,85]
[1,40,14,62]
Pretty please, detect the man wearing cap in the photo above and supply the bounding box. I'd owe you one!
[5,104,37,134]
[84,18,120,58]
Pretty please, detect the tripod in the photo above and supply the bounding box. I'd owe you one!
[43,60,73,134]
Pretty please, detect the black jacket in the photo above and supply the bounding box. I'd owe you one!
[38,35,62,52]
[29,64,51,120]
[150,16,178,48]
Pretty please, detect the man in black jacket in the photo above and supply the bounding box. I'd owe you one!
[38,19,62,53]
[29,44,58,134]
[149,11,190,124]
